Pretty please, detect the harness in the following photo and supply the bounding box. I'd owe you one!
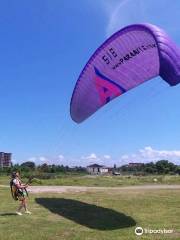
[10,178,28,201]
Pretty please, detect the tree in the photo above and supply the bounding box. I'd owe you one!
[145,162,157,174]
[155,160,176,174]
[175,166,180,175]
[39,163,50,172]
[21,161,35,170]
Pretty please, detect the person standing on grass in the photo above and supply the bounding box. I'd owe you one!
[10,171,31,216]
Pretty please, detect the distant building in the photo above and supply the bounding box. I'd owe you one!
[128,162,144,167]
[0,152,12,168]
[87,164,109,175]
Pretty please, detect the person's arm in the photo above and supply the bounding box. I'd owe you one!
[13,179,28,189]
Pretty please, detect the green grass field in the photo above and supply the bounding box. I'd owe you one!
[0,185,179,240]
[1,174,180,187]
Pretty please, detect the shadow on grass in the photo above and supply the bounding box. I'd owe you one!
[0,213,17,216]
[36,198,136,230]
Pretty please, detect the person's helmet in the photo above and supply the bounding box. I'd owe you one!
[11,172,17,179]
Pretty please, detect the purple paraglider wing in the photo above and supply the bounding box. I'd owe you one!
[70,23,180,123]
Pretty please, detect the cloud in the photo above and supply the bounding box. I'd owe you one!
[119,146,180,165]
[11,158,18,164]
[39,156,47,162]
[121,154,129,160]
[80,153,112,166]
[28,157,37,162]
[82,153,99,160]
[58,155,64,160]
[25,156,49,165]
[23,154,79,166]
[100,0,145,37]
[100,0,180,37]
[18,147,180,167]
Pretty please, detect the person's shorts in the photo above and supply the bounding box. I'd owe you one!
[17,190,27,200]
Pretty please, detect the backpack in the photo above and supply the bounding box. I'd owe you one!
[10,179,18,201]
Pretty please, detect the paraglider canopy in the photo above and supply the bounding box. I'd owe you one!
[70,23,180,123]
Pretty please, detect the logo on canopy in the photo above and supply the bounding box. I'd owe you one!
[94,67,126,105]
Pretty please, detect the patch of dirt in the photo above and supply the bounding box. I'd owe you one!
[28,185,180,194]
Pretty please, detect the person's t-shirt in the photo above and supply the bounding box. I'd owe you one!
[13,178,21,188]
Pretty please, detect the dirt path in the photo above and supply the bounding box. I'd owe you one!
[1,184,179,193]
[27,184,180,194]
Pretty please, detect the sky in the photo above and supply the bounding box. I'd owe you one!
[0,0,180,166]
